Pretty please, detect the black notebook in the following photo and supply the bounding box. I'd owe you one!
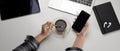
[93,2,120,34]
[0,0,40,20]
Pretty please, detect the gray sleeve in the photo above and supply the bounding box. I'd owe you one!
[13,35,40,51]
[65,47,83,51]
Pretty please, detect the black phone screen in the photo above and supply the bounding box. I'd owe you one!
[72,11,90,32]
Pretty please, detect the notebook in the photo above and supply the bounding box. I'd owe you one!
[93,2,120,34]
[0,0,40,20]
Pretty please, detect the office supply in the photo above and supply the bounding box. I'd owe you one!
[93,2,120,34]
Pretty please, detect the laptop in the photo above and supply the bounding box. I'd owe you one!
[48,0,95,15]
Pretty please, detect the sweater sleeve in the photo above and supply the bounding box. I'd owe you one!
[65,47,83,51]
[13,35,40,51]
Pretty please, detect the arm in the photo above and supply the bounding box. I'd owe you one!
[13,22,54,51]
[66,23,89,51]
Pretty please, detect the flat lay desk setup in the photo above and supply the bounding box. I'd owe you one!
[0,0,120,51]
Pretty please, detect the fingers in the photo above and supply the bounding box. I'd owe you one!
[48,22,54,29]
[73,18,77,23]
[85,22,89,28]
[80,22,89,36]
[76,22,89,36]
[48,22,55,30]
[43,22,55,30]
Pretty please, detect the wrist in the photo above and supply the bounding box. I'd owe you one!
[76,35,85,39]
[40,33,48,38]
[73,36,85,48]
[35,33,47,43]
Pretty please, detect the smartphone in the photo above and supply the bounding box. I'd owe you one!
[72,10,90,32]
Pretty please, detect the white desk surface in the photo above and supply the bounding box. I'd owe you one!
[0,0,120,51]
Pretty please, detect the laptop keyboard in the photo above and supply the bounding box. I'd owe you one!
[70,0,93,6]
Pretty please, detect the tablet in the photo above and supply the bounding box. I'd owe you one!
[0,0,40,20]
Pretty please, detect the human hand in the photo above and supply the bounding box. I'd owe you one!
[73,23,89,48]
[76,23,89,38]
[35,22,54,42]
[41,22,54,37]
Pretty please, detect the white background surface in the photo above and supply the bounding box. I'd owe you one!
[0,0,120,51]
